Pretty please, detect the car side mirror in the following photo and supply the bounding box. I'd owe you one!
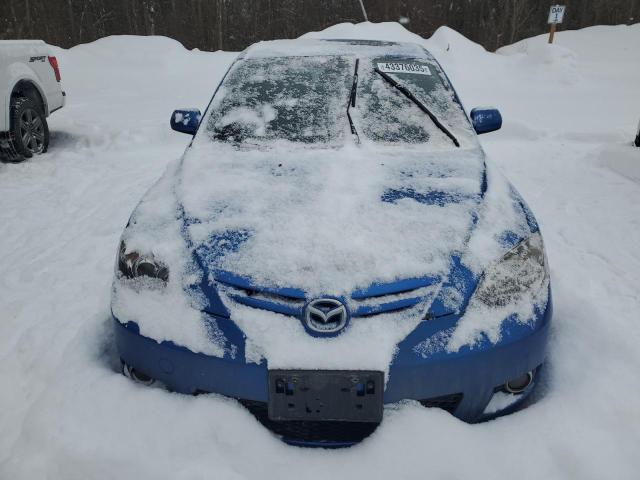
[470,107,502,135]
[170,109,202,135]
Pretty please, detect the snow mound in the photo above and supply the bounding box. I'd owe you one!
[65,34,191,60]
[499,40,579,84]
[428,25,488,56]
[301,21,429,45]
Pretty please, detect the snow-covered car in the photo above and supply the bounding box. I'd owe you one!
[0,40,65,161]
[112,39,552,446]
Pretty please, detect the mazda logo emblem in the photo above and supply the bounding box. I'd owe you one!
[304,298,348,334]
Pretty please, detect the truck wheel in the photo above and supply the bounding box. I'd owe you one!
[9,97,49,161]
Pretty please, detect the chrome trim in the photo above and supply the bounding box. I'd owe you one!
[304,298,348,334]
[504,371,534,394]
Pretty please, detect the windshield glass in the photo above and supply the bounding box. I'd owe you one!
[206,56,354,146]
[354,57,473,146]
[203,53,474,149]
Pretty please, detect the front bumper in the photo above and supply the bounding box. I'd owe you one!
[114,290,551,423]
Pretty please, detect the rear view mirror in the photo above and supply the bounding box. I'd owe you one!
[470,107,502,135]
[170,109,202,135]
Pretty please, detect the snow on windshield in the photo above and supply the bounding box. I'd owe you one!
[205,55,354,145]
[355,57,475,147]
[201,52,475,149]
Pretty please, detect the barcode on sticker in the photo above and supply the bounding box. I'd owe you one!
[377,62,431,75]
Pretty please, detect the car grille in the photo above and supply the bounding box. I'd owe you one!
[216,273,440,319]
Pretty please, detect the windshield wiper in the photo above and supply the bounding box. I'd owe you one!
[347,59,360,142]
[374,68,460,147]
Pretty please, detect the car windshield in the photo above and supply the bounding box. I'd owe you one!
[354,57,472,146]
[206,55,354,146]
[204,53,474,148]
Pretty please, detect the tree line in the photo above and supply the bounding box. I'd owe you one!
[2,0,639,52]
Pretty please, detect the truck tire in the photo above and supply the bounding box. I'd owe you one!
[9,96,49,161]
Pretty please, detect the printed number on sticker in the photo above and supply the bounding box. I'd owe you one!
[377,62,431,76]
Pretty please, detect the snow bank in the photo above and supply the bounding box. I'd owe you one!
[49,36,237,152]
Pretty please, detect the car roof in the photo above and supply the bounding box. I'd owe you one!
[241,38,434,61]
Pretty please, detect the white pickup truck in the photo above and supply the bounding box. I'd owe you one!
[0,40,65,161]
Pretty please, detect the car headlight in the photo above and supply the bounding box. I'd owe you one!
[117,241,169,282]
[472,232,547,308]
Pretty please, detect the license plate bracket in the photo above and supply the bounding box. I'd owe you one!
[268,370,384,422]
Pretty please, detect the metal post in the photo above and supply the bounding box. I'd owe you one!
[358,0,368,22]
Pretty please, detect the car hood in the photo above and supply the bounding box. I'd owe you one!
[178,142,486,299]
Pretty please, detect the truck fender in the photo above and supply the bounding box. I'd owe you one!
[2,63,49,130]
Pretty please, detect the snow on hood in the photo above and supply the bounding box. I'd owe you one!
[171,141,489,373]
[179,142,485,296]
[111,145,539,366]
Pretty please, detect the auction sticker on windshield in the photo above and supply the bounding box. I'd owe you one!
[376,62,431,75]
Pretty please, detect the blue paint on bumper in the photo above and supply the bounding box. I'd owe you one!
[113,292,551,424]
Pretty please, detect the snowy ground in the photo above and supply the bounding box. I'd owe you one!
[1,22,640,479]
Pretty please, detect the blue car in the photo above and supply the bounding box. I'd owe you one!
[112,39,551,447]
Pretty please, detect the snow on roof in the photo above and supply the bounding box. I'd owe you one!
[242,38,431,59]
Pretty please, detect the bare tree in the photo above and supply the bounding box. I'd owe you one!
[508,0,536,44]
